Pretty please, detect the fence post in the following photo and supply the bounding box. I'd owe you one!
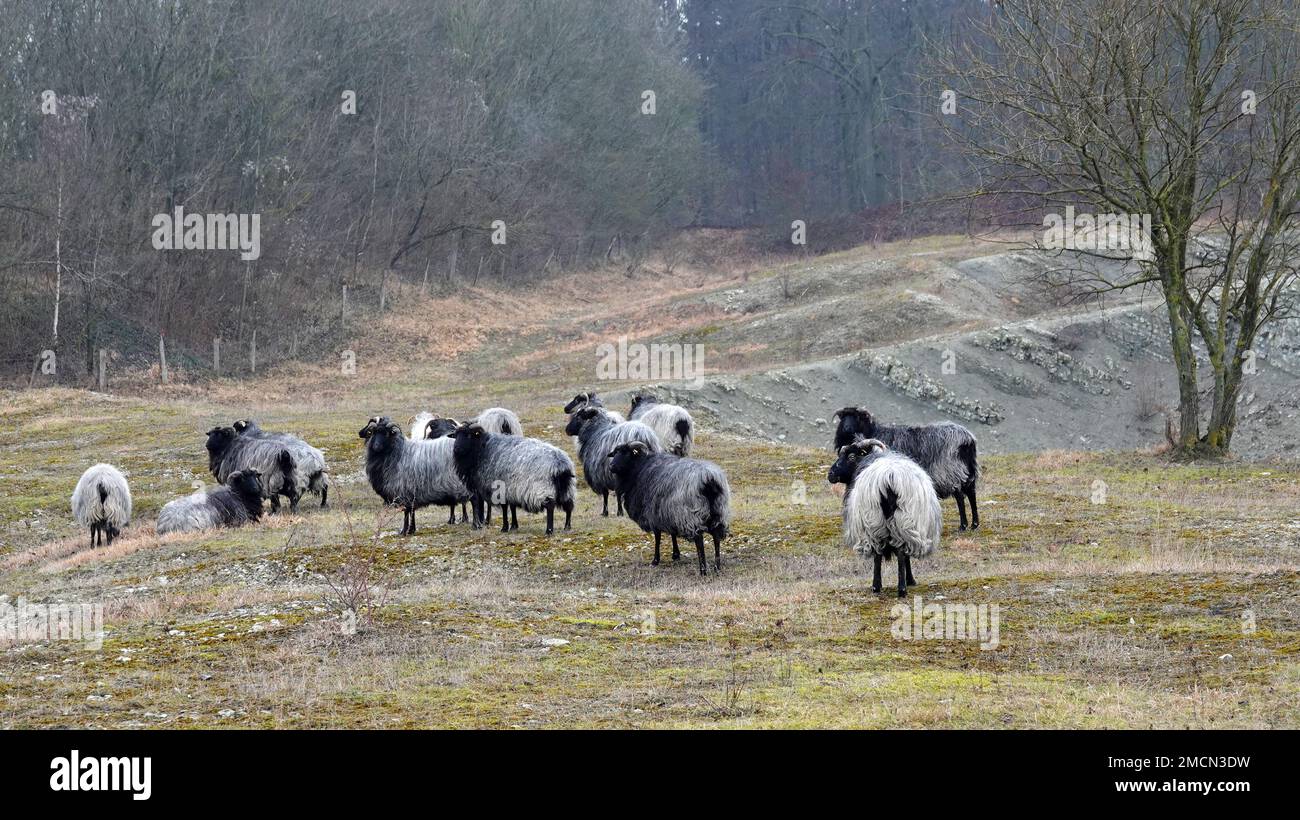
[98,348,107,391]
[213,337,221,376]
[250,329,257,374]
[159,334,168,383]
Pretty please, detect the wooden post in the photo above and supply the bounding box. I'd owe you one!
[98,348,107,391]
[159,335,168,383]
[213,337,221,376]
[341,284,348,320]
[250,329,257,374]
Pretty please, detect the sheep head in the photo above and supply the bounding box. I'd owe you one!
[563,392,594,414]
[607,441,650,479]
[832,406,876,449]
[424,417,459,439]
[564,406,604,436]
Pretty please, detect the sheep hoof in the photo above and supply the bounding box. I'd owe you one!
[601,510,609,517]
[651,557,660,566]
[970,522,980,530]
[958,524,968,532]
[871,585,882,594]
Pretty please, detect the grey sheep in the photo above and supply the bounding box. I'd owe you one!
[628,394,694,456]
[836,438,942,597]
[157,470,266,535]
[450,422,576,535]
[71,463,132,548]
[359,416,473,533]
[222,419,331,509]
[474,406,522,436]
[608,441,731,575]
[832,407,979,530]
[565,407,662,516]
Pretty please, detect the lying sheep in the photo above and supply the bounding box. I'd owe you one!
[71,463,132,548]
[563,391,625,423]
[157,469,267,535]
[832,406,979,530]
[608,441,730,575]
[359,416,472,533]
[628,394,694,456]
[839,438,942,597]
[228,419,331,509]
[565,407,662,516]
[450,422,575,535]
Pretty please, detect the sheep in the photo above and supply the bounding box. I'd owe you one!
[832,406,980,531]
[564,407,662,516]
[608,441,731,575]
[422,416,460,439]
[839,438,942,597]
[157,469,267,535]
[563,391,625,423]
[228,418,331,508]
[358,416,473,533]
[410,411,436,441]
[475,407,522,436]
[628,394,694,456]
[450,422,576,535]
[71,463,132,548]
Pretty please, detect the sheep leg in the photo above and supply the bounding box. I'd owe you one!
[270,495,280,513]
[470,497,484,529]
[545,502,555,535]
[563,503,572,530]
[671,535,680,561]
[90,523,98,549]
[407,505,418,535]
[872,553,882,593]
[955,493,969,531]
[897,555,910,598]
[966,484,980,530]
[601,491,609,517]
[460,501,468,523]
[288,491,301,512]
[510,505,518,530]
[484,503,492,525]
[447,505,456,524]
[615,493,624,516]
[320,484,328,507]
[652,531,662,566]
[712,531,722,572]
[694,533,708,576]
[500,504,510,534]
[906,558,916,586]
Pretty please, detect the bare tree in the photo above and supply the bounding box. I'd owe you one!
[941,0,1300,455]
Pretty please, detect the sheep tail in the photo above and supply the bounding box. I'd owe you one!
[700,475,729,539]
[958,439,980,482]
[675,418,692,455]
[97,482,109,505]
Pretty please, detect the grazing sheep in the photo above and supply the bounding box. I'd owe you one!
[450,422,576,535]
[608,441,730,575]
[423,416,460,439]
[475,407,522,436]
[832,407,980,531]
[71,463,132,548]
[565,407,662,516]
[563,391,625,423]
[628,394,694,456]
[228,418,331,509]
[157,469,267,535]
[358,417,472,533]
[839,438,942,597]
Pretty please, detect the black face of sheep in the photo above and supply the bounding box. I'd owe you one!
[607,440,648,479]
[228,469,265,503]
[423,417,459,439]
[564,406,602,437]
[828,439,887,486]
[205,426,238,474]
[832,407,877,450]
[564,392,596,413]
[365,418,403,455]
[358,416,383,439]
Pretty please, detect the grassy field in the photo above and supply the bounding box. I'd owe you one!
[2,238,1299,728]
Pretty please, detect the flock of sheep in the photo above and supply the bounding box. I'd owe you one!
[68,393,981,592]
